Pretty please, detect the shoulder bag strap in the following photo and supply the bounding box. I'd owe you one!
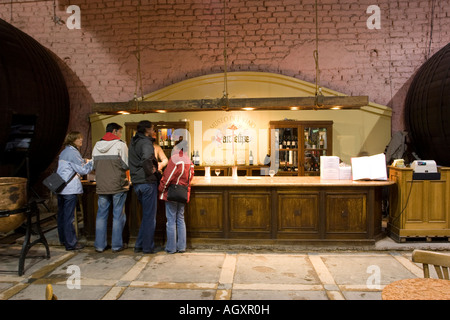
[66,171,77,184]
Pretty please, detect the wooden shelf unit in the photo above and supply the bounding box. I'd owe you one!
[269,120,333,176]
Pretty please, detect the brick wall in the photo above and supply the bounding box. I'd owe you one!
[1,0,449,136]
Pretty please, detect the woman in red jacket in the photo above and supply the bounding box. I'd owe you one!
[158,139,194,253]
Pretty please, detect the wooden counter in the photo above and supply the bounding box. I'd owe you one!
[186,176,394,244]
[80,177,394,245]
[191,176,393,187]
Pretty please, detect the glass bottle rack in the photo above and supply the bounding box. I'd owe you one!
[269,121,333,176]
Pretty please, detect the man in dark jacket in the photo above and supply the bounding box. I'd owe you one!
[129,120,158,253]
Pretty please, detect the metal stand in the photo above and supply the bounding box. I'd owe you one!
[18,200,50,276]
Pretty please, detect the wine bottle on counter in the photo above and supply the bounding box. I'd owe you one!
[249,150,254,165]
[194,151,200,166]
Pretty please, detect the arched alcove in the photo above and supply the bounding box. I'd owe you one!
[90,72,392,164]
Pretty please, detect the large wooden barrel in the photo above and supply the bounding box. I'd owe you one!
[0,177,27,233]
[0,19,70,184]
[405,43,450,166]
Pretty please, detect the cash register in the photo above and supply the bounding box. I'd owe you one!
[411,160,441,180]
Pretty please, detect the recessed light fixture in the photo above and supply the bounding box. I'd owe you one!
[156,110,167,113]
[242,107,255,111]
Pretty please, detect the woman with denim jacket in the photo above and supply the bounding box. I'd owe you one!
[56,131,93,251]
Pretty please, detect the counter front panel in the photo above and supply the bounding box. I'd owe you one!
[81,177,393,245]
[186,176,393,243]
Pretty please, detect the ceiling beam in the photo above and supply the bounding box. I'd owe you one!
[92,96,369,114]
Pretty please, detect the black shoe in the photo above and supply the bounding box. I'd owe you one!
[134,247,143,253]
[112,246,126,253]
[66,243,85,251]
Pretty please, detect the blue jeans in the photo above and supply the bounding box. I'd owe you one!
[57,194,78,250]
[165,201,186,253]
[133,183,157,253]
[94,192,127,251]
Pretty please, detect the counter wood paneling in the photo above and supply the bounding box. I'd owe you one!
[81,177,394,245]
[388,166,450,242]
[187,176,394,243]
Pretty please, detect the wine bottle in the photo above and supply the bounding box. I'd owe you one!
[195,151,200,166]
[249,150,254,165]
[319,134,324,149]
[164,136,169,148]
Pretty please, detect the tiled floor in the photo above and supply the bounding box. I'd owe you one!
[0,242,442,301]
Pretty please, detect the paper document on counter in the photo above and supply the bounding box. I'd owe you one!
[351,153,387,180]
[339,166,352,180]
[320,156,340,179]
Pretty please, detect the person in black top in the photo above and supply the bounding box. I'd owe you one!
[128,120,158,253]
